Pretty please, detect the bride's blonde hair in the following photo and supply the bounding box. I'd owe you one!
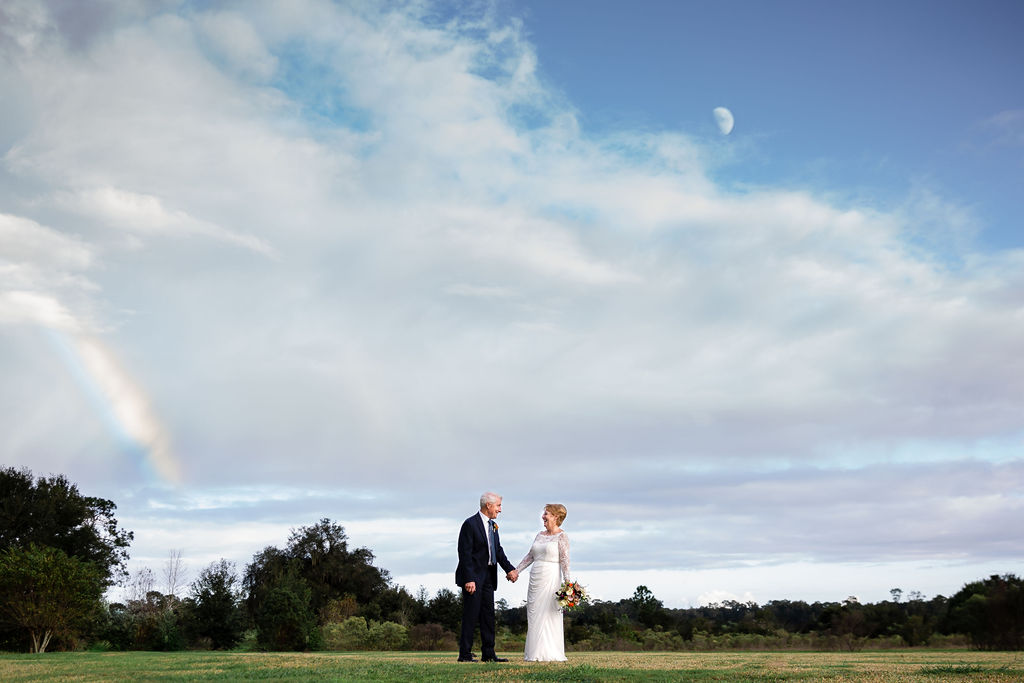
[545,503,567,525]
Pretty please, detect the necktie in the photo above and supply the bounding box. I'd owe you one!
[488,519,497,565]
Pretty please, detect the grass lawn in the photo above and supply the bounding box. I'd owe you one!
[1,649,1022,681]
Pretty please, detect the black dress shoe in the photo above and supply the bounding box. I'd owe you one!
[483,657,509,662]
[457,657,478,662]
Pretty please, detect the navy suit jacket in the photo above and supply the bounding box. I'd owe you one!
[455,513,514,590]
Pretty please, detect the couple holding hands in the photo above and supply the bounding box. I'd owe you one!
[455,491,571,663]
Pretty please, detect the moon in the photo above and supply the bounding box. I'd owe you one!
[713,107,734,135]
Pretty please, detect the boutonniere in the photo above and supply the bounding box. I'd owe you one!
[492,522,499,532]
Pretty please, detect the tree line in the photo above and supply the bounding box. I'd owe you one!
[1,466,1022,652]
[541,580,1023,652]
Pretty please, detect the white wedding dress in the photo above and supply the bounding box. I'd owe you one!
[515,531,570,662]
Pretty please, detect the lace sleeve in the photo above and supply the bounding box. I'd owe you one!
[515,533,539,573]
[558,532,570,581]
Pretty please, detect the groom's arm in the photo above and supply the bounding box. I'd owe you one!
[495,536,515,574]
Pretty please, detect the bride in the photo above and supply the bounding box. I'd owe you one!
[514,503,571,662]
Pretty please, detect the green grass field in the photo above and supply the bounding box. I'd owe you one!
[1,650,1022,682]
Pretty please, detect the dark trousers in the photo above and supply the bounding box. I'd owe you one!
[459,580,496,659]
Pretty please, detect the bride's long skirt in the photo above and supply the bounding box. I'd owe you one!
[523,557,566,661]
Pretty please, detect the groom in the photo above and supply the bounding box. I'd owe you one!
[455,491,518,662]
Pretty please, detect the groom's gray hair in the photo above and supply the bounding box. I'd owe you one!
[480,491,501,509]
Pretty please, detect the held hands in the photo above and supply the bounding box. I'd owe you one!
[466,570,518,591]
[467,571,516,592]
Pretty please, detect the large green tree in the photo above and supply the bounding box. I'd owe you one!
[189,559,245,649]
[0,466,133,587]
[0,544,104,652]
[946,574,1024,650]
[244,519,391,632]
[285,518,391,613]
[253,567,317,650]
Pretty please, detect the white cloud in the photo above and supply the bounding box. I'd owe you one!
[196,11,278,81]
[0,212,92,269]
[64,186,274,255]
[0,290,79,329]
[443,206,638,285]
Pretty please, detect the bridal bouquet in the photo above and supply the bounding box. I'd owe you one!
[555,579,589,611]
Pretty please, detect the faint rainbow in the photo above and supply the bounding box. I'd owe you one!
[45,327,182,484]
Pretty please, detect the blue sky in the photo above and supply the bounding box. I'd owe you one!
[1,0,1022,608]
